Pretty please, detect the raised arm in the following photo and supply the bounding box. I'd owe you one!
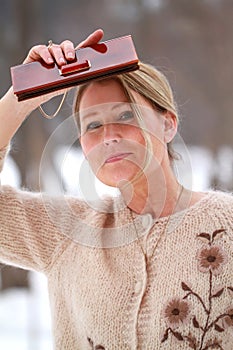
[0,29,104,271]
[0,29,104,149]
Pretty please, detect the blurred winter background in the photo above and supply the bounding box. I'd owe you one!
[0,0,232,349]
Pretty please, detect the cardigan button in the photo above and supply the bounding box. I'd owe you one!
[141,214,153,230]
[135,280,143,294]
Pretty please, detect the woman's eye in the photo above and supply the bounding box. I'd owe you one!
[86,121,102,131]
[119,111,134,122]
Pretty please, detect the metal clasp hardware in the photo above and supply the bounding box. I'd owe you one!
[59,60,91,76]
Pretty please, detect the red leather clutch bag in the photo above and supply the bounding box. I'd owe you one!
[11,35,139,101]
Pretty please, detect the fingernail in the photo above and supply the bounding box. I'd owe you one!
[59,57,66,64]
[67,52,74,59]
[47,57,53,63]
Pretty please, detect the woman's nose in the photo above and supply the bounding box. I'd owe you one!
[103,123,121,146]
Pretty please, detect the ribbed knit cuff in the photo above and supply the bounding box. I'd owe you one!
[0,144,10,172]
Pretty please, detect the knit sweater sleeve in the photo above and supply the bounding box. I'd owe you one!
[0,146,72,272]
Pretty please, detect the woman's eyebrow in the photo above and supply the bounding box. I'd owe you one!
[80,111,98,121]
[80,102,130,121]
[111,102,130,111]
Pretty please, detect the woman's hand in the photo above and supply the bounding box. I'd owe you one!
[23,29,104,65]
[0,29,104,149]
[20,28,104,107]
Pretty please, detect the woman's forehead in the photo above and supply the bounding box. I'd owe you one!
[79,78,151,112]
[79,79,129,110]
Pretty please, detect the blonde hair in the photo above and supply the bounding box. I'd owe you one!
[73,61,179,161]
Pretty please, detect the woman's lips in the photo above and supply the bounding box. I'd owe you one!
[105,152,133,163]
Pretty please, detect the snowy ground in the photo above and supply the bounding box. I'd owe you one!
[0,144,232,349]
[0,273,52,350]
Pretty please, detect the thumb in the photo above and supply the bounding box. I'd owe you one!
[75,29,104,49]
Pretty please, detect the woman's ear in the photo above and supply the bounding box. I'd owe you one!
[163,111,177,143]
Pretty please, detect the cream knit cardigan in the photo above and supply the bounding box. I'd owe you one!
[0,146,233,350]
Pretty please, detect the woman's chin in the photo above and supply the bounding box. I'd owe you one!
[96,169,139,188]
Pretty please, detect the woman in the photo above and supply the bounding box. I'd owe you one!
[0,29,233,350]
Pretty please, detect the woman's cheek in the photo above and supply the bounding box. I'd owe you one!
[81,133,99,155]
[81,134,103,172]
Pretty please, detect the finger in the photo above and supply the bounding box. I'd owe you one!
[60,40,76,61]
[23,45,54,65]
[75,28,104,49]
[48,44,66,66]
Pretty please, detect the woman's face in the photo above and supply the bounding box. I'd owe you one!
[79,79,173,187]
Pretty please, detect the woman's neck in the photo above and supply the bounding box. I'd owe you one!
[119,163,187,219]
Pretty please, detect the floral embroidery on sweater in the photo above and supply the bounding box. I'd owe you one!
[161,229,233,350]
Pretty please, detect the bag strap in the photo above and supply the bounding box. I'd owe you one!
[38,92,67,119]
